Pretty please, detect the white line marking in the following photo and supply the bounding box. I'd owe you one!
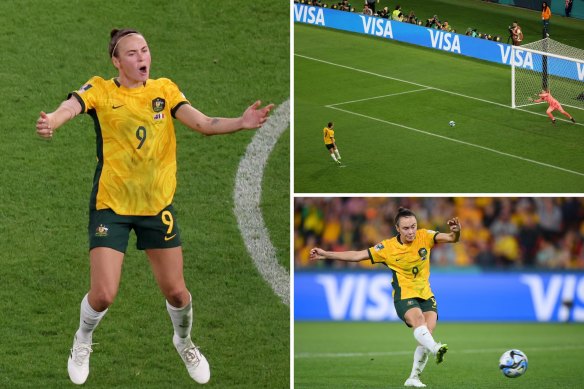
[234,99,290,306]
[295,53,584,126]
[328,105,584,177]
[295,345,584,359]
[327,88,431,107]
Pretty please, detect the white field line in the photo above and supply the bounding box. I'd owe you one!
[295,345,584,359]
[328,104,584,177]
[234,99,290,306]
[327,88,431,107]
[295,53,584,126]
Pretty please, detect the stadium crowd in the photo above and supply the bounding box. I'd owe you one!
[295,198,584,270]
[294,0,510,41]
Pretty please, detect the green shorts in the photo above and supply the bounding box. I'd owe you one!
[88,205,181,253]
[394,296,438,327]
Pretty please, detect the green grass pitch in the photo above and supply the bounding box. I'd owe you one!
[0,1,289,388]
[294,0,584,193]
[295,322,584,388]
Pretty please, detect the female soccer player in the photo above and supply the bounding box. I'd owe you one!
[323,121,341,164]
[35,28,273,385]
[530,90,576,124]
[310,207,461,388]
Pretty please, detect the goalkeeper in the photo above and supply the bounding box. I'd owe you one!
[530,89,576,124]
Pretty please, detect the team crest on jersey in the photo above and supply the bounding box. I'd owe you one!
[152,97,166,112]
[95,224,109,237]
[418,248,428,260]
[374,243,385,251]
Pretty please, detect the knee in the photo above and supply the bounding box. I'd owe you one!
[408,313,426,328]
[88,289,117,311]
[165,287,190,308]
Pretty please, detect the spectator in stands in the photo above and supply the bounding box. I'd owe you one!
[426,15,442,29]
[510,22,523,46]
[542,1,551,35]
[441,21,453,32]
[362,4,373,16]
[565,0,574,17]
[406,10,419,25]
[518,211,540,267]
[378,7,390,19]
[366,0,379,14]
[536,198,563,242]
[392,5,403,21]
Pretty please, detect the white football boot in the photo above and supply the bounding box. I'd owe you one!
[67,336,93,385]
[404,376,427,387]
[173,335,210,384]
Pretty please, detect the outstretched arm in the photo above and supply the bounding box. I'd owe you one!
[174,100,274,136]
[435,217,461,243]
[36,97,82,138]
[309,247,369,262]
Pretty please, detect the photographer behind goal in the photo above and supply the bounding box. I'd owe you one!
[509,21,523,46]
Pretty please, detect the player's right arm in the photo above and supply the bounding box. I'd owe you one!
[36,97,82,138]
[310,247,369,262]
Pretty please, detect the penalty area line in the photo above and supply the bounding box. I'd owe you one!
[234,99,290,306]
[295,344,584,359]
[326,88,431,107]
[327,105,584,178]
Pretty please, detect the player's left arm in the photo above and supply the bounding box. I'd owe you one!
[435,217,461,243]
[174,100,274,136]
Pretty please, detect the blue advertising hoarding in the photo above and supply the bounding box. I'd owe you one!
[295,271,584,322]
[294,4,584,82]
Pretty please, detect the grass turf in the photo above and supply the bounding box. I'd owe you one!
[294,2,584,193]
[0,1,289,388]
[295,321,584,388]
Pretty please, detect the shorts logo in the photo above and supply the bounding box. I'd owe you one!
[374,243,385,251]
[418,248,428,260]
[164,234,177,241]
[152,97,166,112]
[95,224,109,237]
[407,300,415,306]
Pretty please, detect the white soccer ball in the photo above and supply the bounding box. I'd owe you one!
[499,349,528,378]
[449,120,456,127]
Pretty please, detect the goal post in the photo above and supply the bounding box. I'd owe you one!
[511,38,584,111]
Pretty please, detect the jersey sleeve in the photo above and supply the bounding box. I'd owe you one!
[161,78,190,118]
[424,229,439,248]
[67,76,104,113]
[368,241,388,264]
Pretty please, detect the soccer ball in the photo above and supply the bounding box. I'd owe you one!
[499,349,528,378]
[449,120,456,127]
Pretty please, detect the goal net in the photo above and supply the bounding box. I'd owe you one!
[512,38,584,111]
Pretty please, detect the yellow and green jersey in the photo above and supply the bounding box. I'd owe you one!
[70,76,189,216]
[368,229,439,301]
[323,127,335,145]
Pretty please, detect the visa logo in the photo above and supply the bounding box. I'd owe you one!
[294,4,325,26]
[316,274,397,321]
